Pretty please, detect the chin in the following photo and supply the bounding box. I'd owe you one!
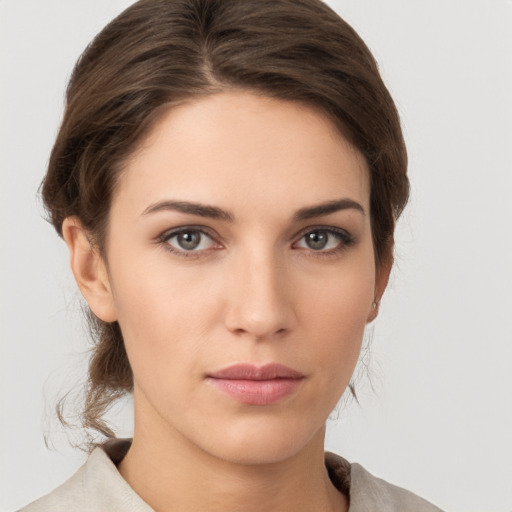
[197,416,325,466]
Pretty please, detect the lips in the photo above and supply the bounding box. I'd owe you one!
[207,364,304,405]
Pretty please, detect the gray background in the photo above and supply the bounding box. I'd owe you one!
[1,1,511,510]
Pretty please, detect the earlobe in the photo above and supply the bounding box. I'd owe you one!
[366,299,380,323]
[366,251,393,323]
[61,217,117,323]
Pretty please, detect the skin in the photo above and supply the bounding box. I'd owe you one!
[63,91,390,512]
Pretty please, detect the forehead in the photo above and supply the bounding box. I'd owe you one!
[114,91,370,219]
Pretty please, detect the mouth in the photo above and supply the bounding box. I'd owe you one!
[206,363,305,405]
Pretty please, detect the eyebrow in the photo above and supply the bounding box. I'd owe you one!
[293,198,365,221]
[141,198,365,222]
[141,200,234,221]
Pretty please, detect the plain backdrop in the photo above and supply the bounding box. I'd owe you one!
[1,1,511,511]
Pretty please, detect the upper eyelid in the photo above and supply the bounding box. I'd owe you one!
[291,225,352,241]
[159,225,218,241]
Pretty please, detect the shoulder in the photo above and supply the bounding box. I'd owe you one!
[325,452,445,512]
[18,462,86,512]
[18,440,152,512]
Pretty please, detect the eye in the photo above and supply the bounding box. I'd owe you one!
[294,228,353,252]
[164,228,217,252]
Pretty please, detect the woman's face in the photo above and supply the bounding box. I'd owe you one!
[91,91,384,464]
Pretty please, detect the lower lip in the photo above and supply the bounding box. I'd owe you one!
[207,378,303,405]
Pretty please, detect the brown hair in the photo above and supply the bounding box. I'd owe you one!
[43,0,408,441]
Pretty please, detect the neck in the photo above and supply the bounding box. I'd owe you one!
[118,396,348,512]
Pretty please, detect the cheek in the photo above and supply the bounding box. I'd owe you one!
[299,250,375,330]
[298,257,375,387]
[107,251,220,377]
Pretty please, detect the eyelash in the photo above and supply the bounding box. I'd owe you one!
[157,226,220,259]
[293,226,356,258]
[157,225,356,258]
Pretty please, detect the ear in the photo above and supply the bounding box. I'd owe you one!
[62,217,117,323]
[366,251,393,323]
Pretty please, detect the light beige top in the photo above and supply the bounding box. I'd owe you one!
[20,439,444,511]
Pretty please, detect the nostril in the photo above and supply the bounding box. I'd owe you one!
[254,328,289,342]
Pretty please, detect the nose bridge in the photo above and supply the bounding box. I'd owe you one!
[224,243,295,339]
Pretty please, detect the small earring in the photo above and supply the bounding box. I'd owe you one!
[372,300,379,309]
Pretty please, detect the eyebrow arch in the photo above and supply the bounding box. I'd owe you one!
[293,198,365,221]
[141,200,234,222]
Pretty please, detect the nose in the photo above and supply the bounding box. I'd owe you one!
[223,248,297,340]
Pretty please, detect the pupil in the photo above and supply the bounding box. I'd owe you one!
[178,231,200,250]
[306,231,328,250]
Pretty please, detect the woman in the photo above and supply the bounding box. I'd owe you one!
[19,0,443,510]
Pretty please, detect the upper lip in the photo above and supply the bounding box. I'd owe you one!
[208,363,304,380]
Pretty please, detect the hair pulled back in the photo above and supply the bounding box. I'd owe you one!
[42,0,408,440]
